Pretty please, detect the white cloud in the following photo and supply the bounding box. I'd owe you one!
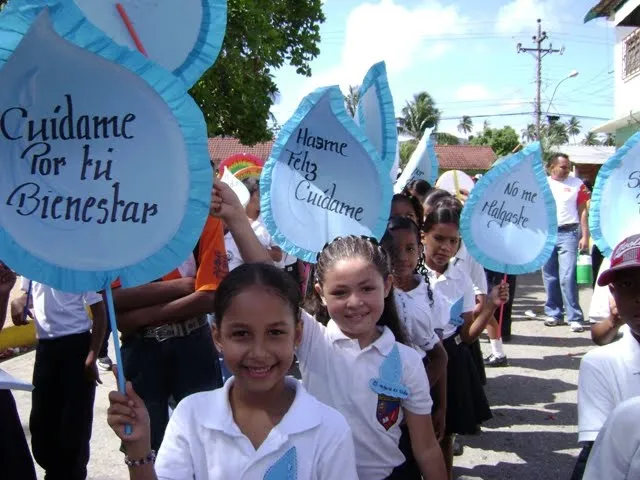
[496,0,570,34]
[271,0,468,122]
[454,84,493,102]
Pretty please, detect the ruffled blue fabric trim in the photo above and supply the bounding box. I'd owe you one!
[0,0,210,292]
[590,132,640,258]
[260,86,393,263]
[357,61,397,172]
[460,142,558,275]
[172,0,227,88]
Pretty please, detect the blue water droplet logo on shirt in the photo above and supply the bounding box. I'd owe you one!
[369,344,410,399]
[264,446,297,480]
[449,296,464,327]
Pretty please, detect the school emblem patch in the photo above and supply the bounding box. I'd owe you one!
[376,394,401,430]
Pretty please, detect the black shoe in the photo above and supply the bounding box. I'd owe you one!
[452,439,464,456]
[484,354,508,367]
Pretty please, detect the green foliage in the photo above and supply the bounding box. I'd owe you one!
[399,140,418,169]
[190,0,325,144]
[602,132,616,146]
[397,92,440,140]
[566,116,582,143]
[470,125,519,157]
[582,131,601,146]
[434,132,460,145]
[457,115,473,136]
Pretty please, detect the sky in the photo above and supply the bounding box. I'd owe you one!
[269,0,614,141]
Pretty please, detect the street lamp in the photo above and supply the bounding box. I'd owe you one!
[545,70,579,116]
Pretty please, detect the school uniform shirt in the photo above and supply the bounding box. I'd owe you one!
[452,242,488,296]
[20,278,102,340]
[547,175,590,226]
[393,275,449,354]
[154,376,358,480]
[424,265,476,341]
[583,396,640,480]
[589,257,611,323]
[577,331,640,442]
[297,311,432,480]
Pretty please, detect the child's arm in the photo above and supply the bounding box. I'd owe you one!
[0,263,16,330]
[86,297,107,384]
[461,283,509,344]
[405,410,447,480]
[112,278,195,313]
[426,341,447,387]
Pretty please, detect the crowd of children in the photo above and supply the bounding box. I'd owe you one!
[2,161,639,479]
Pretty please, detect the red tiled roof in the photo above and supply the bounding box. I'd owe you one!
[434,145,496,171]
[208,137,274,165]
[208,137,496,172]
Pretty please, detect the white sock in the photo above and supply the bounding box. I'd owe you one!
[490,339,505,358]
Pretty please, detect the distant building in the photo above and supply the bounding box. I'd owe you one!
[558,145,616,184]
[586,0,640,145]
[208,137,497,175]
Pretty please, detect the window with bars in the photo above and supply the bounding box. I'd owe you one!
[623,29,640,80]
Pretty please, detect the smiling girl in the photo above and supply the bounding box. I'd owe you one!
[107,263,357,480]
[302,235,446,480]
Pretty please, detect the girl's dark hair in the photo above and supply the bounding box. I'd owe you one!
[241,177,260,195]
[423,204,461,233]
[382,216,435,306]
[305,235,409,345]
[434,196,464,215]
[391,193,424,228]
[407,179,432,197]
[213,263,301,327]
[424,188,453,210]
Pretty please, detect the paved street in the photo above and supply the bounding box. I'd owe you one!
[3,272,594,479]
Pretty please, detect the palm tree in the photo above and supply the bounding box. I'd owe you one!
[483,119,491,131]
[546,121,569,146]
[522,124,536,142]
[566,116,582,144]
[344,85,360,118]
[399,140,419,169]
[602,132,616,146]
[457,116,473,136]
[397,92,440,140]
[582,132,601,146]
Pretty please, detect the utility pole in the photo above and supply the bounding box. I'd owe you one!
[517,19,564,140]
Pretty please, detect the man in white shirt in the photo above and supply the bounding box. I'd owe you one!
[543,153,590,332]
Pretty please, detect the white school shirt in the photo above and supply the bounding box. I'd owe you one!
[577,331,640,442]
[452,242,488,296]
[225,218,274,271]
[588,257,630,338]
[155,376,358,480]
[424,265,476,341]
[547,175,588,226]
[393,275,449,353]
[583,396,640,480]
[21,277,102,340]
[297,311,432,480]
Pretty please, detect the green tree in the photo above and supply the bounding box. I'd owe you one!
[399,140,418,169]
[521,124,536,142]
[397,92,440,139]
[470,125,519,157]
[545,119,569,146]
[190,0,325,144]
[457,116,473,136]
[435,132,460,145]
[344,85,360,118]
[602,132,616,146]
[582,132,601,146]
[566,116,582,144]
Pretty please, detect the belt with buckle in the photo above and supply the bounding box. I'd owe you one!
[142,316,208,342]
[558,223,578,232]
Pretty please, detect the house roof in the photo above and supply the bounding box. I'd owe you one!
[584,0,627,22]
[434,145,496,171]
[208,137,274,165]
[208,137,496,171]
[557,145,615,165]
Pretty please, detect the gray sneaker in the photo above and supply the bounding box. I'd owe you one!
[97,356,113,371]
[544,317,565,327]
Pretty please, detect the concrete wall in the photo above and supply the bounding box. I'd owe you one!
[614,25,640,119]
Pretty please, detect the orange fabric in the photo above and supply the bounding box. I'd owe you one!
[195,216,229,291]
[110,216,228,290]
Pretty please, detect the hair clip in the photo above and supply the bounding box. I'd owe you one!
[360,235,379,246]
